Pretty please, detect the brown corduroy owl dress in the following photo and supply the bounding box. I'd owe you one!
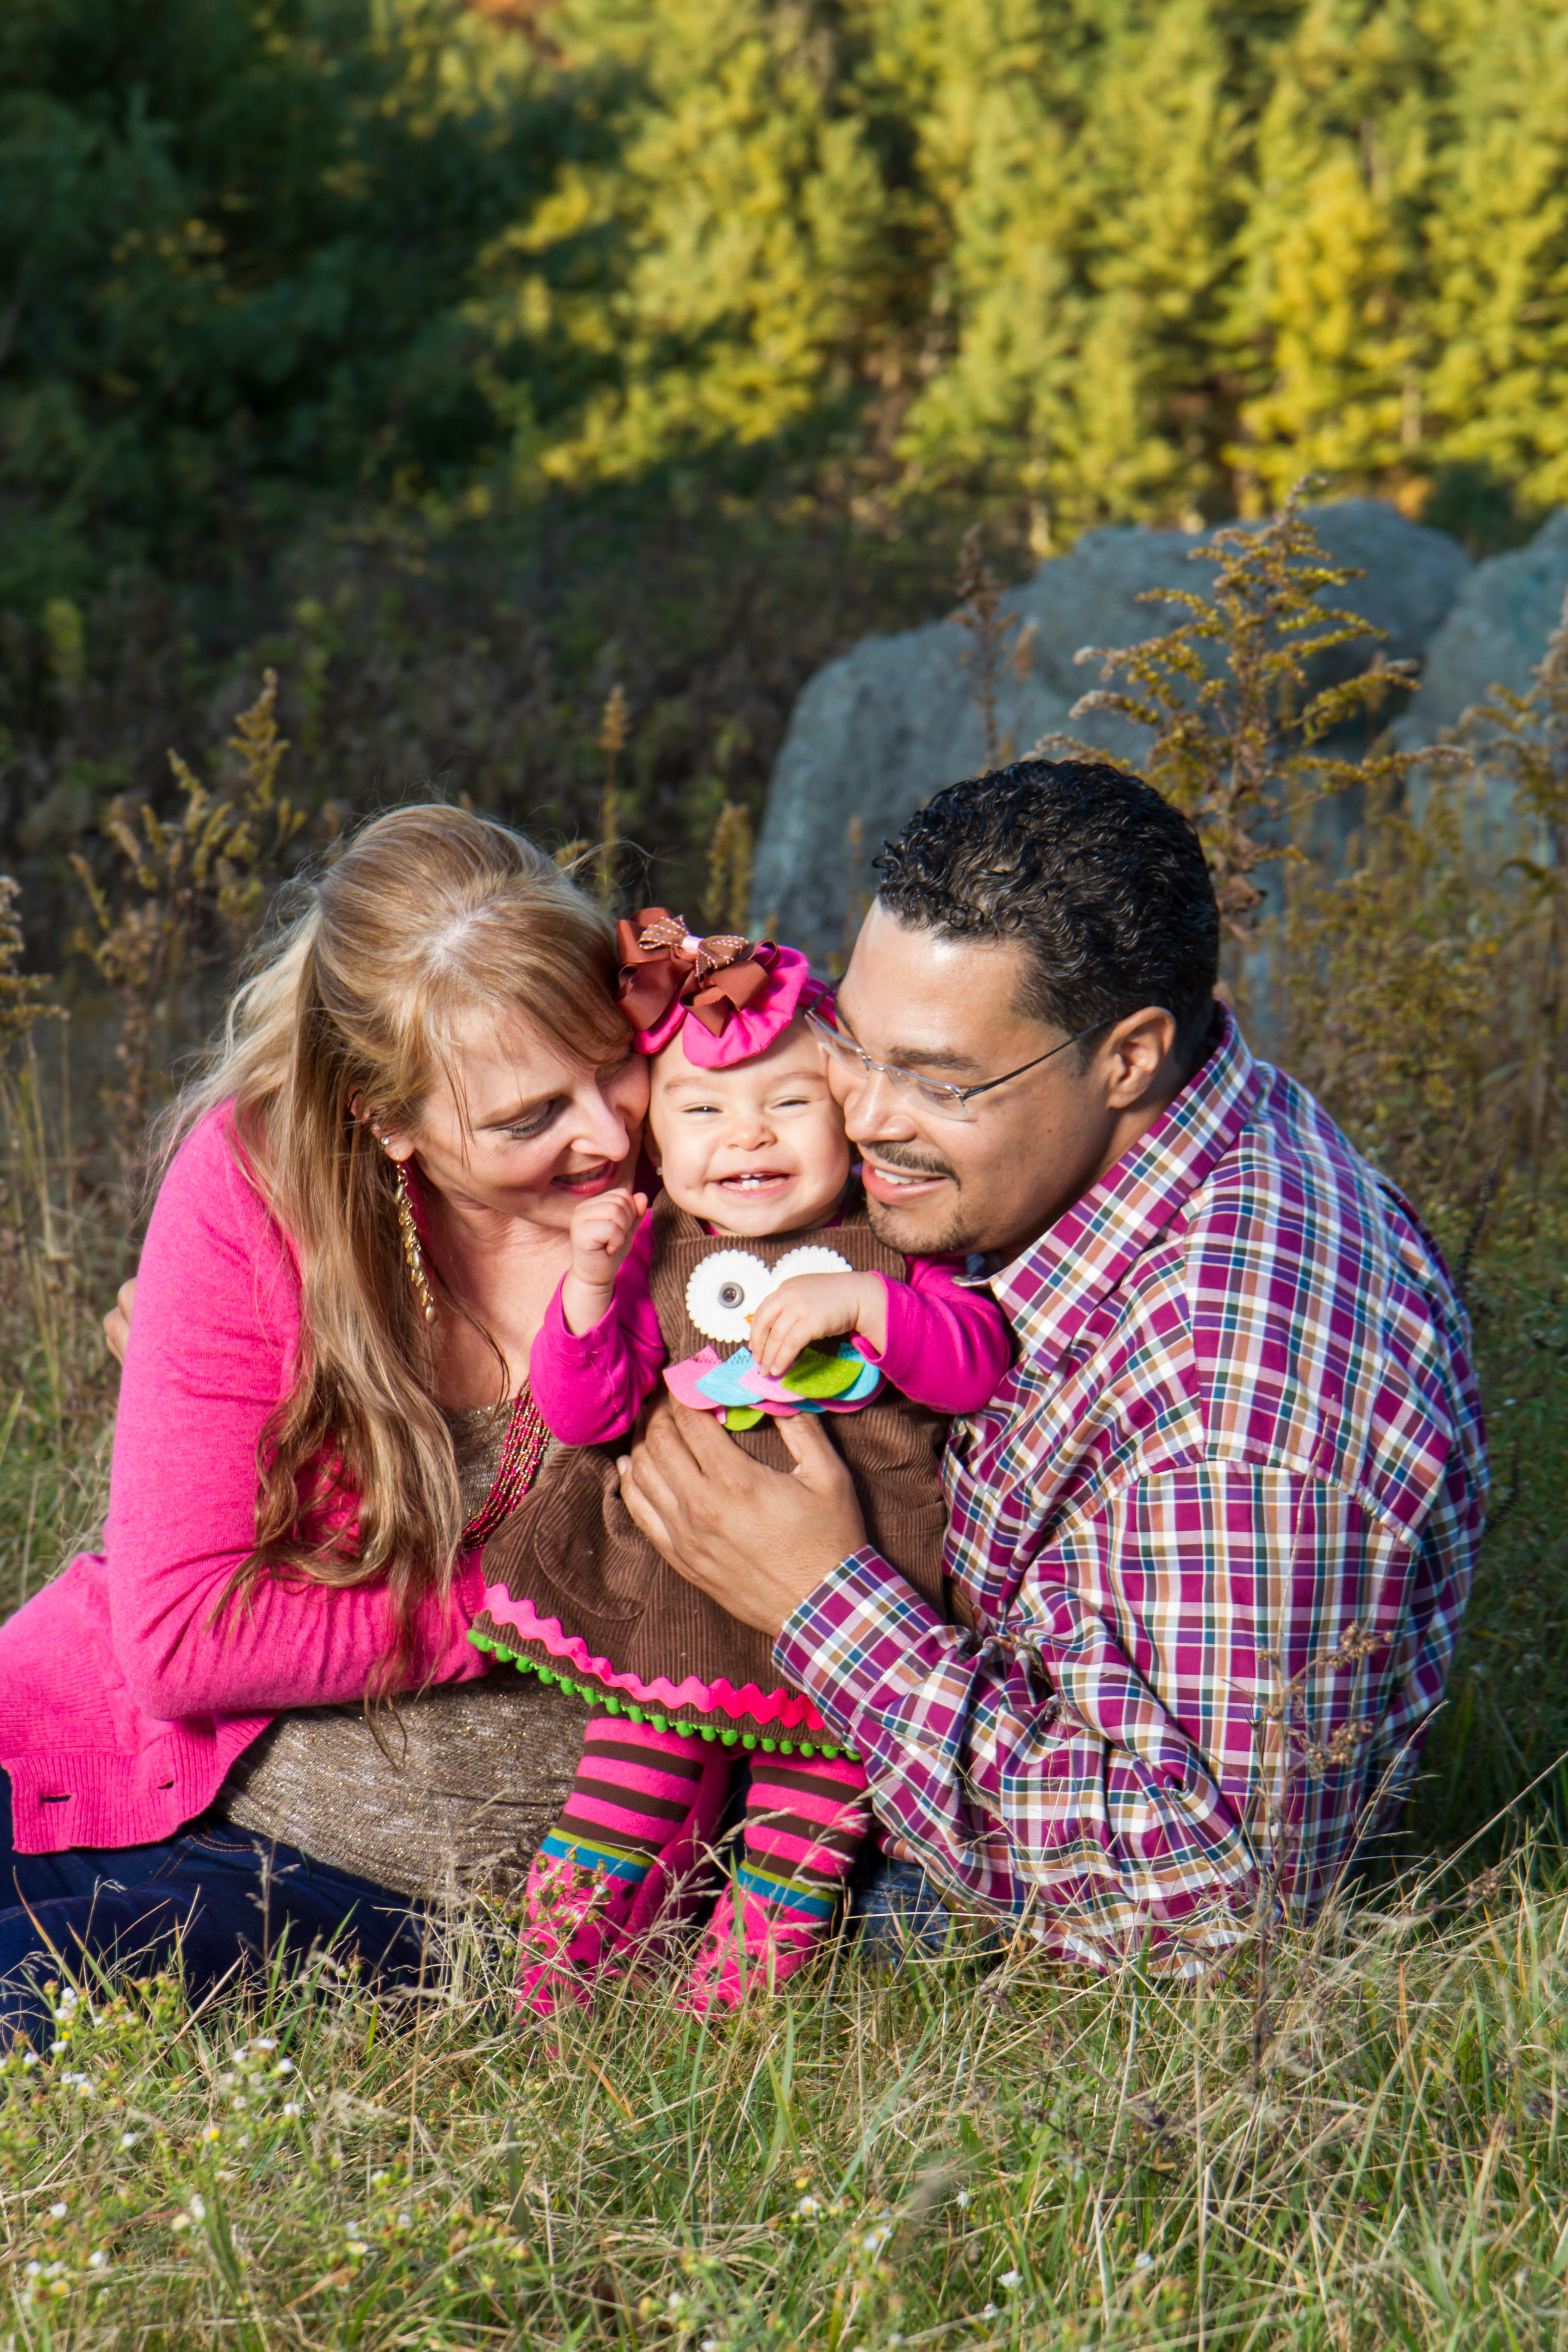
[469,1186,952,1758]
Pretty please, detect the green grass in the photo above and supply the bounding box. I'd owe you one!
[5,1861,1568,2350]
[3,1049,1567,2348]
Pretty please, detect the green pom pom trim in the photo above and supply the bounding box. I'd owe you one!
[468,1630,858,1761]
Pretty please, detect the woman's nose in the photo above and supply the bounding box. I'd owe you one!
[575,1080,636,1160]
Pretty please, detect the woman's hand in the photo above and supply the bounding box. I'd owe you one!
[618,1397,867,1636]
[748,1268,887,1379]
[103,1277,137,1367]
[560,1188,648,1336]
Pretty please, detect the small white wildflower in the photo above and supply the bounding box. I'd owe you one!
[396,2212,412,2230]
[281,2100,302,2118]
[275,2057,295,2075]
[999,2270,1022,2289]
[252,2038,276,2053]
[44,2262,63,2280]
[371,2169,388,2185]
[346,2240,368,2260]
[24,2263,40,2279]
[88,2250,108,2271]
[1133,2250,1156,2274]
[21,2052,38,2069]
[121,2130,142,2148]
[49,2202,68,2219]
[238,2134,252,2148]
[795,2196,821,2216]
[955,2188,971,2208]
[230,2096,247,2111]
[49,2040,67,2057]
[189,2195,206,2222]
[862,2225,893,2254]
[701,2339,719,2352]
[980,2303,999,2320]
[171,2214,190,2232]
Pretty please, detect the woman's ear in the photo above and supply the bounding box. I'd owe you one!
[348,1089,415,1163]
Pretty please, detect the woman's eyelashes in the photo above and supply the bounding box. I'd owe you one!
[499,1098,565,1141]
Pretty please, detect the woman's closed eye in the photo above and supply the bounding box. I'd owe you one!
[499,1098,565,1141]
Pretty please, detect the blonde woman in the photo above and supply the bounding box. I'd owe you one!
[0,807,664,2022]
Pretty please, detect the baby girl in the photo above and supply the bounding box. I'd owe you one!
[472,913,1010,2013]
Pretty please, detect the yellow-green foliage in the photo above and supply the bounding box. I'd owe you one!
[11,0,1568,604]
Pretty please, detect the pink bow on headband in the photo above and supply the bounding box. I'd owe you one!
[616,907,827,1067]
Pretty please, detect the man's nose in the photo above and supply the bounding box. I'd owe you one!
[842,1066,918,1144]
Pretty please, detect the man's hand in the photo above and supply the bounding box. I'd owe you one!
[103,1276,137,1367]
[617,1397,867,1636]
[747,1268,887,1379]
[560,1187,648,1337]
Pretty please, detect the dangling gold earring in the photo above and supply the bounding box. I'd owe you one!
[393,1158,437,1324]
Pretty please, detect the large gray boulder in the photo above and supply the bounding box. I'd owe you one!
[752,499,1471,967]
[1397,508,1568,745]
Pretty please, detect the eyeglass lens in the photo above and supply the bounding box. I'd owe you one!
[811,1016,973,1120]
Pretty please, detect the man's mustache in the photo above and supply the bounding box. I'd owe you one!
[858,1144,959,1182]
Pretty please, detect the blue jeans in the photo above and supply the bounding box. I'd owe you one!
[0,1780,432,2040]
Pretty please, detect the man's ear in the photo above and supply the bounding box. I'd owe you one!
[1100,1007,1179,1109]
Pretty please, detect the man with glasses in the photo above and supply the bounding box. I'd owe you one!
[620,760,1486,1965]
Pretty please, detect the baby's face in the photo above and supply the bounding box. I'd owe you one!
[648,1016,852,1237]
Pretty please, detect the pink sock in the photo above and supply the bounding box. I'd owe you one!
[518,1718,729,2017]
[679,1752,869,2014]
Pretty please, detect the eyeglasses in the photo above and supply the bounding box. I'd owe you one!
[804,1005,1101,1123]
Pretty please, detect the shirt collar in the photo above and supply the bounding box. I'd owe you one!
[989,1005,1261,1372]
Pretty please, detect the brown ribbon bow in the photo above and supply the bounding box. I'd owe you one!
[616,906,773,1036]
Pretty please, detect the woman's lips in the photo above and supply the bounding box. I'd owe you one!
[553,1161,621,1197]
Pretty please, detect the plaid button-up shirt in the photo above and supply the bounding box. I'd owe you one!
[774,1011,1487,1967]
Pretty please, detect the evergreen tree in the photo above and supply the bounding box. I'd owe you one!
[1421,0,1568,514]
[485,0,899,489]
[1230,0,1437,505]
[0,0,571,601]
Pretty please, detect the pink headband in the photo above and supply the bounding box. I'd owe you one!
[615,908,828,1068]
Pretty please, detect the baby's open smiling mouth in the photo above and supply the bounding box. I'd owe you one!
[714,1169,794,1192]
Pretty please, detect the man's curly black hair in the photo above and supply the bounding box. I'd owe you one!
[872,759,1219,1065]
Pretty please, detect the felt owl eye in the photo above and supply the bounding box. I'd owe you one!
[772,1245,855,1285]
[685,1249,776,1344]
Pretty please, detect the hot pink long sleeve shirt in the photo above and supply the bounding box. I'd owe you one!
[0,1108,487,1855]
[529,1210,1013,1447]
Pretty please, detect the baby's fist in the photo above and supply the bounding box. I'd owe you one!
[561,1188,648,1332]
[748,1269,884,1379]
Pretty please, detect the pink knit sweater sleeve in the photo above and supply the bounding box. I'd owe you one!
[858,1256,1012,1413]
[528,1211,665,1446]
[103,1109,487,1720]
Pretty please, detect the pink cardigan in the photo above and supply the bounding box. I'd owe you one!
[0,1108,487,1855]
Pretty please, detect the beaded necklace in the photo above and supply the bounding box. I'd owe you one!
[460,1387,551,1548]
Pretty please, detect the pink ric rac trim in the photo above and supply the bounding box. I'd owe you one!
[478,1586,830,1737]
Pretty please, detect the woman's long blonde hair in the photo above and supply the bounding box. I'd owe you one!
[160,805,625,1688]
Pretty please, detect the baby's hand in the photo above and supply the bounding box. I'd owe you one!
[748,1269,887,1379]
[561,1188,648,1335]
